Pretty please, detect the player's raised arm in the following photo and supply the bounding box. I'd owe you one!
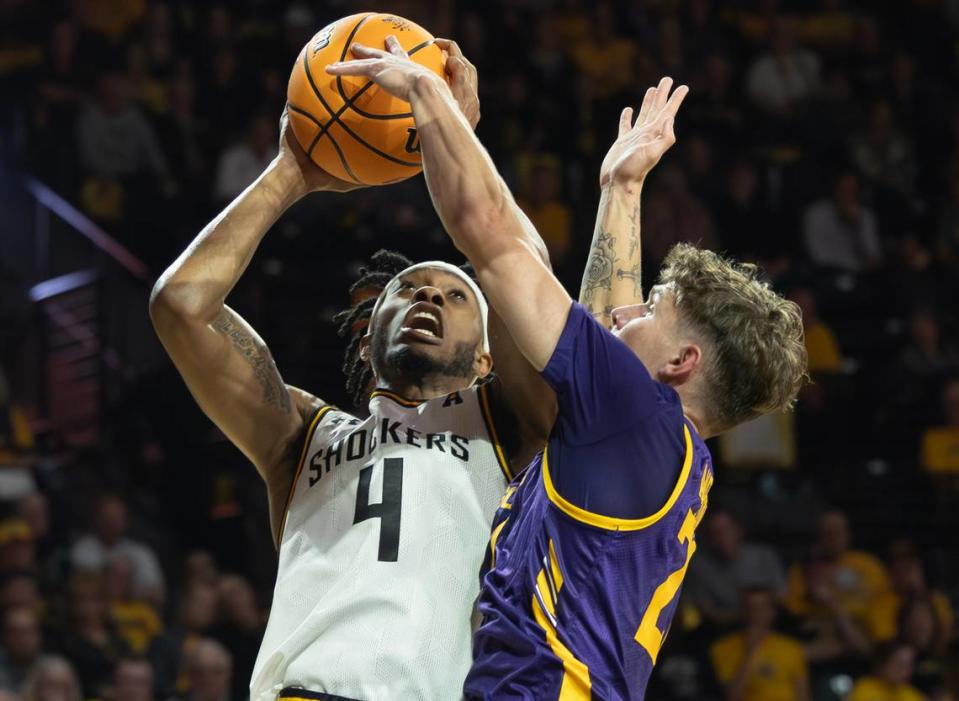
[580,79,688,327]
[328,39,570,371]
[149,112,358,542]
[434,38,557,455]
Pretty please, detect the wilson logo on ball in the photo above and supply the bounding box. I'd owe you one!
[287,12,446,185]
[312,24,334,54]
[405,129,421,154]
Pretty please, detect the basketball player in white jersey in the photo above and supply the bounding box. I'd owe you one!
[151,37,680,700]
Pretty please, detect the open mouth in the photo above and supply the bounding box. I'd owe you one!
[400,303,444,345]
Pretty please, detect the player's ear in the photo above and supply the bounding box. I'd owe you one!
[473,349,493,379]
[359,333,373,364]
[661,343,701,386]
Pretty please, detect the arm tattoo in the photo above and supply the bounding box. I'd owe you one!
[627,203,641,261]
[589,305,614,322]
[580,229,617,311]
[616,267,643,298]
[618,203,642,299]
[213,310,293,414]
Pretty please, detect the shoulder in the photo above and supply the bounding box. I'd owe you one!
[268,389,332,487]
[710,631,742,658]
[709,633,743,674]
[848,677,882,699]
[844,550,887,574]
[767,633,805,658]
[289,387,332,434]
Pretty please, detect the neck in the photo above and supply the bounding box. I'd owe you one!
[675,391,712,437]
[375,374,473,402]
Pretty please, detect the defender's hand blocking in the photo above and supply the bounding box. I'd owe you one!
[600,77,689,187]
[327,36,451,104]
[276,110,365,195]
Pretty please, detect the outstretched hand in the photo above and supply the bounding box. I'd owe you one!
[599,77,689,188]
[276,110,364,195]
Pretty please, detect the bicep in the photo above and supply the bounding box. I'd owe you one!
[150,303,307,474]
[487,309,556,457]
[474,240,572,371]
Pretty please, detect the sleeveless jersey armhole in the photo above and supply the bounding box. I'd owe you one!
[276,405,335,544]
[477,381,517,482]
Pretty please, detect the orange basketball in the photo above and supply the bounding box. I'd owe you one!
[286,13,446,186]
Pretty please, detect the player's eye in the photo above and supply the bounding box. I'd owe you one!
[396,281,414,292]
[449,288,467,302]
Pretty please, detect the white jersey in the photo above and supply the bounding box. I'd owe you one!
[250,385,513,701]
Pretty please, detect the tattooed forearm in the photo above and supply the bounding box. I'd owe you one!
[213,310,293,414]
[616,267,642,298]
[627,203,641,262]
[580,229,617,313]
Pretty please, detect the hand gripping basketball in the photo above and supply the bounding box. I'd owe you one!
[327,36,449,103]
[277,110,367,195]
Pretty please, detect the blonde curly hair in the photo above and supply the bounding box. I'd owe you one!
[658,243,808,432]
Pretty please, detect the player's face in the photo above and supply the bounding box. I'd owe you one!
[610,285,683,378]
[367,268,491,385]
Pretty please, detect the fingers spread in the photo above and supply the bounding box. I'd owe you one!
[653,76,673,113]
[385,34,409,58]
[663,116,676,144]
[637,87,656,124]
[663,84,689,117]
[326,59,378,76]
[350,43,386,59]
[619,107,634,136]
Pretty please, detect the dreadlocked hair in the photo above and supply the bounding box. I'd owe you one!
[333,250,486,409]
[333,250,414,408]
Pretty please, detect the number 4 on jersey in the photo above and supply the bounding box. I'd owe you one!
[353,458,404,562]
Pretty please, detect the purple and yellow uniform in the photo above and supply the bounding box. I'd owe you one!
[465,303,714,700]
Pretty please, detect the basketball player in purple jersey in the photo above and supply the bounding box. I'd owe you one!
[330,39,809,699]
[152,37,679,698]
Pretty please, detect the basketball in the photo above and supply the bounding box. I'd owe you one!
[286,13,446,186]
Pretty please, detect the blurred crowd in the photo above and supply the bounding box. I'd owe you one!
[2,0,959,700]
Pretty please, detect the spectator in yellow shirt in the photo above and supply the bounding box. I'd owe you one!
[789,287,842,374]
[866,540,954,650]
[920,378,959,474]
[849,642,927,701]
[567,3,638,101]
[517,156,572,265]
[711,587,811,701]
[0,364,34,466]
[785,509,890,625]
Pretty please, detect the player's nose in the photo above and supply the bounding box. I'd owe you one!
[611,304,644,330]
[413,285,445,307]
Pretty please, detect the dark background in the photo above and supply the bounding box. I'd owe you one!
[1,0,959,700]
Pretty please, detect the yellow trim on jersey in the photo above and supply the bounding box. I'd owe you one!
[542,424,693,531]
[548,539,564,590]
[489,519,507,568]
[369,389,424,407]
[277,405,334,544]
[531,539,591,699]
[477,382,514,481]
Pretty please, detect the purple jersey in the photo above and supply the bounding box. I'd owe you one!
[465,303,713,700]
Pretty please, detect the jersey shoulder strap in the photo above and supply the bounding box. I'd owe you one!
[278,404,345,541]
